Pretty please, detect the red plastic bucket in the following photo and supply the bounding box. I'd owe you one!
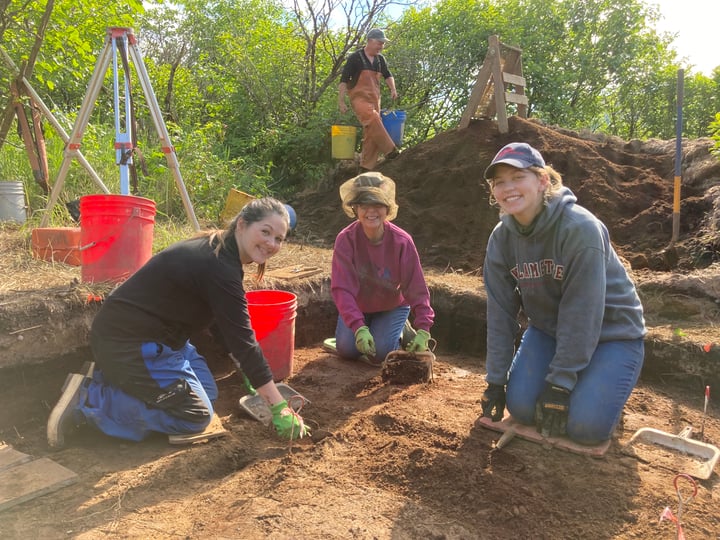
[80,194,156,283]
[246,289,297,381]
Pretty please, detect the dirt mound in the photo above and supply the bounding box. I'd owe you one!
[292,116,720,272]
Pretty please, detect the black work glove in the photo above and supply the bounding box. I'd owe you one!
[481,383,506,421]
[535,383,571,437]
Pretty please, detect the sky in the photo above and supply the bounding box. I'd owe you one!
[648,0,719,76]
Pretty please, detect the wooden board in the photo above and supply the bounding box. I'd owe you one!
[478,414,611,458]
[265,265,322,280]
[0,444,33,472]
[0,457,78,512]
[168,413,228,445]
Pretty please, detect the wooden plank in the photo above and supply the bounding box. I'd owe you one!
[491,40,508,134]
[458,51,495,129]
[505,92,529,106]
[501,42,523,54]
[168,413,228,445]
[459,35,527,129]
[0,444,33,472]
[503,50,521,74]
[265,265,322,280]
[502,72,526,87]
[0,457,78,512]
[478,414,611,458]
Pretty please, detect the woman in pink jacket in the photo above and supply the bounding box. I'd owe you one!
[331,172,434,366]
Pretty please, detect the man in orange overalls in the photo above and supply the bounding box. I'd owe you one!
[338,28,400,171]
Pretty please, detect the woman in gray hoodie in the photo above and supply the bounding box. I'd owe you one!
[480,142,646,445]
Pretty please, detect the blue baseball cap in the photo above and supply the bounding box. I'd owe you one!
[484,142,546,179]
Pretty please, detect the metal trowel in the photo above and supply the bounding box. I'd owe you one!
[235,367,308,426]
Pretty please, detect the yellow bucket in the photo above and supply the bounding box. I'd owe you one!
[220,188,255,226]
[331,125,357,159]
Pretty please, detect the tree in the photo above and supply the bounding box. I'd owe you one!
[288,0,408,114]
[683,72,719,138]
[390,0,502,140]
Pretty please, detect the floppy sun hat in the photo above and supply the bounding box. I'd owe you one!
[340,172,398,221]
[484,142,546,179]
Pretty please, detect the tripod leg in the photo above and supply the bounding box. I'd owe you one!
[0,44,107,193]
[127,37,200,230]
[39,39,113,227]
[30,96,51,193]
[12,81,46,193]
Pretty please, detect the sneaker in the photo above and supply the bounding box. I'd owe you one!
[60,361,95,392]
[358,354,383,368]
[47,373,86,448]
[322,338,338,354]
[79,361,95,379]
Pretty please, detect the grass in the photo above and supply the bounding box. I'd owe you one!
[0,217,196,295]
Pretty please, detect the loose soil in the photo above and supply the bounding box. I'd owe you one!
[1,116,720,539]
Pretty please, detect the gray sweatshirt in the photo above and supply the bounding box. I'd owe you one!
[483,187,646,390]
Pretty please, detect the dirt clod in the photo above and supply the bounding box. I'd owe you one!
[381,350,435,384]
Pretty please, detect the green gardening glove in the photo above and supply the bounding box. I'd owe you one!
[270,400,309,440]
[354,326,376,357]
[405,329,431,352]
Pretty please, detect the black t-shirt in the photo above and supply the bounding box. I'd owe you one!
[340,49,392,89]
[90,234,273,388]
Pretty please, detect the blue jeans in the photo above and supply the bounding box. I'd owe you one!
[505,326,644,445]
[80,341,218,441]
[335,305,411,363]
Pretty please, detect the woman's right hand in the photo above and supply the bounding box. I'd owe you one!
[270,400,309,440]
[481,383,506,421]
[354,326,376,356]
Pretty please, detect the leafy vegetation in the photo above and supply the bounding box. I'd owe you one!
[1,0,718,226]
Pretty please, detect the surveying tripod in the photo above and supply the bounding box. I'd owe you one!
[40,27,199,230]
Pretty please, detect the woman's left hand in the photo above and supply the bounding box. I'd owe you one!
[405,329,431,352]
[535,383,570,437]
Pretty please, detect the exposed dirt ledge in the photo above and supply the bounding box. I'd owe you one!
[0,274,486,368]
[1,271,717,390]
[0,287,101,369]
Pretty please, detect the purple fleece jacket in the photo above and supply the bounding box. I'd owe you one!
[331,220,434,333]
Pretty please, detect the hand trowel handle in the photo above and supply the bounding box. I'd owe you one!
[229,353,257,395]
[241,372,257,396]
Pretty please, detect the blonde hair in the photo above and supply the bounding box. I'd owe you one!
[487,165,564,211]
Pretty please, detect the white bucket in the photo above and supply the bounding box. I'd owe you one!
[0,181,27,224]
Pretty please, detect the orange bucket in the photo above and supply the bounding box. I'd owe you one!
[31,227,82,266]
